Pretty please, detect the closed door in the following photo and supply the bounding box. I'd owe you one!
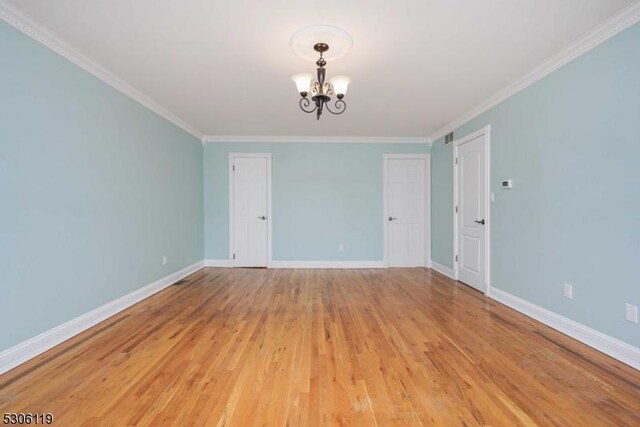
[456,134,486,291]
[231,156,270,267]
[385,157,426,267]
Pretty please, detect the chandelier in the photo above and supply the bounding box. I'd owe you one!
[291,43,351,120]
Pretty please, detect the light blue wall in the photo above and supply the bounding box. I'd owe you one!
[0,21,204,351]
[430,23,640,347]
[430,141,454,267]
[204,143,430,261]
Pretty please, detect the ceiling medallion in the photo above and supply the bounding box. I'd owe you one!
[290,26,352,120]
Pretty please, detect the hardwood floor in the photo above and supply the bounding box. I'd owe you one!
[1,268,639,426]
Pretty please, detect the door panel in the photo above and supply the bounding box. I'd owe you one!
[386,158,426,267]
[456,135,486,291]
[232,157,269,267]
[461,236,481,272]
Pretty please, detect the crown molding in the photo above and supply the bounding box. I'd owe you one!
[0,1,204,141]
[202,135,432,145]
[428,1,640,141]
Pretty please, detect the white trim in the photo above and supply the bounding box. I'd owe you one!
[204,259,232,267]
[204,135,432,145]
[488,287,640,371]
[382,153,430,159]
[430,261,455,279]
[453,126,491,293]
[382,154,431,268]
[0,1,204,140]
[0,260,204,375]
[271,260,384,269]
[428,2,640,141]
[425,157,432,270]
[228,153,273,268]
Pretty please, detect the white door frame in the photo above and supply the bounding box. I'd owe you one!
[229,153,273,267]
[452,125,491,292]
[382,153,431,268]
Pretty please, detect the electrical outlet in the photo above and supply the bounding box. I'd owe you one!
[563,283,573,299]
[338,244,344,252]
[162,256,167,266]
[625,304,638,323]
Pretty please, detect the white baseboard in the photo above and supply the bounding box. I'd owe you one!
[430,260,455,279]
[204,259,232,267]
[271,260,384,269]
[488,287,640,371]
[0,260,204,376]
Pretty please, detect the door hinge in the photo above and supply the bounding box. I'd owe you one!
[232,164,235,172]
[232,253,235,260]
[455,206,458,213]
[455,255,458,262]
[455,157,458,164]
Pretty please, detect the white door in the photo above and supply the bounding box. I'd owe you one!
[231,155,270,267]
[456,133,486,291]
[385,156,427,267]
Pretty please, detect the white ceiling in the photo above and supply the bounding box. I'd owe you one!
[4,0,635,138]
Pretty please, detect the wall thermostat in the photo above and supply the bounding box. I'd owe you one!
[501,179,513,189]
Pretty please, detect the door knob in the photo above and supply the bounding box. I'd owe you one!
[475,219,485,225]
[388,216,397,221]
[258,216,267,220]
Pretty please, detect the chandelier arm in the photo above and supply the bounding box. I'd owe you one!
[325,98,346,115]
[299,97,318,113]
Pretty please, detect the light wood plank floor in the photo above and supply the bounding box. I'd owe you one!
[1,268,639,426]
